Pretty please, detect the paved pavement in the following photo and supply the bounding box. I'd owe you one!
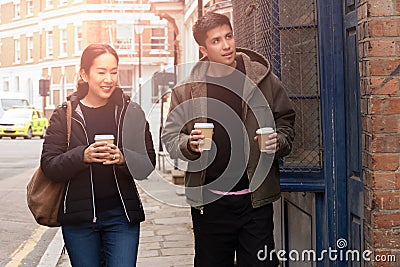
[53,166,194,267]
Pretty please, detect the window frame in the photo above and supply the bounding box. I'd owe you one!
[27,36,33,61]
[150,26,168,53]
[26,0,33,16]
[59,28,68,57]
[14,2,21,19]
[46,30,54,58]
[74,26,83,54]
[14,38,21,63]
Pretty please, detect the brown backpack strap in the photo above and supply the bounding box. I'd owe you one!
[66,101,72,146]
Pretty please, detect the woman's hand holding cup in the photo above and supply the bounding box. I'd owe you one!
[103,144,125,165]
[83,141,112,163]
[84,134,124,165]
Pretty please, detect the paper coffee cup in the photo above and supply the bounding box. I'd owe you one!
[256,127,274,152]
[194,123,214,151]
[94,134,114,144]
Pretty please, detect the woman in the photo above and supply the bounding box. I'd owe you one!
[41,43,156,266]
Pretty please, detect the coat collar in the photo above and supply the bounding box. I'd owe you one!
[180,48,271,116]
[194,47,271,85]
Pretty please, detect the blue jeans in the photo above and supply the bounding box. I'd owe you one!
[62,208,140,267]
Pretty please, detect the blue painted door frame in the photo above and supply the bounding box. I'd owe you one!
[317,0,348,261]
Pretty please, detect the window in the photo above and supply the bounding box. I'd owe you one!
[151,27,168,51]
[46,0,53,9]
[75,26,83,53]
[14,3,20,18]
[60,29,67,56]
[46,30,53,57]
[14,39,20,63]
[26,0,33,15]
[27,36,33,61]
[3,80,10,92]
[116,25,134,52]
[14,76,20,92]
[27,78,33,103]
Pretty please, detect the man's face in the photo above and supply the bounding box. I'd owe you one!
[199,24,236,67]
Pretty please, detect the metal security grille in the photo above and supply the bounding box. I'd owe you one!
[233,0,321,171]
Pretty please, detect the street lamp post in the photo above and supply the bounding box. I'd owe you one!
[134,21,145,105]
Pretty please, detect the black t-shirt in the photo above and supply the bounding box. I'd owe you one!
[80,101,121,213]
[205,57,249,192]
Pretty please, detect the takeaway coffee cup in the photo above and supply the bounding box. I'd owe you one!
[194,123,214,151]
[256,127,275,152]
[94,134,115,145]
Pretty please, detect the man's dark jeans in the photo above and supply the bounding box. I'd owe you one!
[191,193,279,267]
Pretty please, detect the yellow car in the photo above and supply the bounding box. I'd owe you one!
[0,108,49,139]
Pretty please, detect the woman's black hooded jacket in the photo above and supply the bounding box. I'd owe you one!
[40,88,156,224]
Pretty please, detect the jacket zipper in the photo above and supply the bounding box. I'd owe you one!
[63,113,72,215]
[113,97,134,222]
[63,180,70,214]
[191,88,206,212]
[68,116,97,223]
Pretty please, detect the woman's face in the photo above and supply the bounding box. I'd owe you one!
[80,53,118,103]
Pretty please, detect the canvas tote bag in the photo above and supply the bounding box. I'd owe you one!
[27,101,72,227]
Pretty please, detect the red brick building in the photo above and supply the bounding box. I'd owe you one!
[360,0,400,265]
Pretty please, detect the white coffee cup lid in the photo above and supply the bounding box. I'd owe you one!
[256,127,274,134]
[194,123,214,129]
[94,134,115,140]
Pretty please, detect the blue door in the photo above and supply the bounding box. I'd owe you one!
[343,0,364,265]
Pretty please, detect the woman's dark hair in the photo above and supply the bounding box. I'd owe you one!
[77,43,119,98]
[192,12,233,47]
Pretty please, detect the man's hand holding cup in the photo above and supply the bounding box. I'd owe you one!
[254,127,279,154]
[189,129,204,153]
[189,123,214,152]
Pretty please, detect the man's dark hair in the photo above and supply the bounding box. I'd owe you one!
[192,12,233,47]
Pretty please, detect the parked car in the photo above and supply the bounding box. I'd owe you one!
[0,92,30,119]
[0,107,48,139]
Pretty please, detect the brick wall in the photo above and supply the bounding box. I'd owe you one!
[359,0,400,266]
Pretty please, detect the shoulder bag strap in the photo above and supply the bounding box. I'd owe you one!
[66,101,72,147]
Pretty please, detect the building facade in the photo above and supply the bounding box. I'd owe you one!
[0,0,183,116]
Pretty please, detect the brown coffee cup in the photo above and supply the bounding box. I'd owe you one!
[194,123,214,151]
[256,127,274,152]
[94,134,114,145]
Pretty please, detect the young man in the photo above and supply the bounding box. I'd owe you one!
[162,12,295,267]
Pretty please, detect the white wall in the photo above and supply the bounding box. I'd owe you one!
[0,65,42,108]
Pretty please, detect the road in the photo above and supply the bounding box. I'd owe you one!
[0,138,58,267]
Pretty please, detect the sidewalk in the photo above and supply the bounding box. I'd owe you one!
[54,169,194,267]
